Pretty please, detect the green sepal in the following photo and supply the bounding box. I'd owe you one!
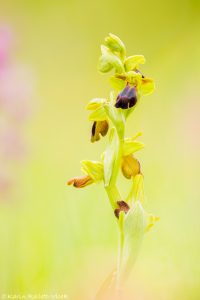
[139,78,155,96]
[88,106,107,121]
[81,160,104,182]
[109,76,126,91]
[126,173,145,204]
[123,139,144,156]
[124,55,145,72]
[132,174,145,202]
[86,98,107,110]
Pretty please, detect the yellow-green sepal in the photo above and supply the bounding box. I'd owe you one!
[86,98,107,110]
[132,174,144,202]
[109,76,126,91]
[88,106,107,121]
[139,78,155,96]
[123,139,144,156]
[126,173,145,204]
[81,160,104,182]
[124,55,145,72]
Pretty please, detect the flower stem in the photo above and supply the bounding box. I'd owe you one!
[105,185,121,209]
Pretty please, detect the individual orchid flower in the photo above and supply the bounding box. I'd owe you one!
[67,160,104,188]
[115,84,137,109]
[86,98,109,143]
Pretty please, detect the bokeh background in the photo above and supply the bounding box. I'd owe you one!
[0,0,200,299]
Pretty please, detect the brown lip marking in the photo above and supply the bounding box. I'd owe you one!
[67,175,93,188]
[114,200,130,218]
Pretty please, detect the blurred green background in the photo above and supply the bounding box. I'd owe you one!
[0,0,200,299]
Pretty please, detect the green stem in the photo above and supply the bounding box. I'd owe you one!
[116,212,125,289]
[105,185,121,209]
[110,110,125,188]
[103,105,126,296]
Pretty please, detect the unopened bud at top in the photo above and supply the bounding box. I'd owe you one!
[105,33,126,59]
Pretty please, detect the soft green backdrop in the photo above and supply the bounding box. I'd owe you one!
[0,0,200,299]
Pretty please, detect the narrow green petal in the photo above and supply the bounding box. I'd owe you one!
[132,174,145,202]
[139,78,155,96]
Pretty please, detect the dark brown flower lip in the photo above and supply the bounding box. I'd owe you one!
[114,200,130,218]
[115,84,137,109]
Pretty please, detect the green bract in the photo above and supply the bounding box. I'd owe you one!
[119,201,146,280]
[67,33,158,298]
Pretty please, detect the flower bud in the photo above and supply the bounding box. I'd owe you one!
[67,175,93,188]
[105,33,126,58]
[115,84,137,109]
[121,155,141,179]
[114,200,130,218]
[91,120,109,143]
[98,45,124,74]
